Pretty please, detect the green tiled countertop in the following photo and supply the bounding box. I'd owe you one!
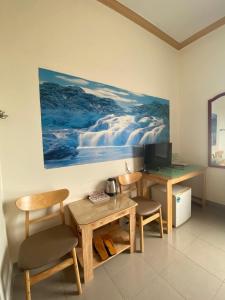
[143,165,205,179]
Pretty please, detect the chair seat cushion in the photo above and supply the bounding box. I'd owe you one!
[133,196,161,216]
[18,224,78,270]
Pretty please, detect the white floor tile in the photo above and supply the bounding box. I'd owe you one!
[134,275,185,300]
[199,226,225,251]
[176,216,211,236]
[140,236,184,273]
[65,267,122,300]
[183,239,225,280]
[161,252,221,300]
[166,225,198,251]
[213,283,225,300]
[109,254,157,298]
[103,251,142,276]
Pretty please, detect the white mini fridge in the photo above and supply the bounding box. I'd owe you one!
[151,184,191,227]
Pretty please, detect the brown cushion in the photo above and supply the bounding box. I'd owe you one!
[18,224,78,270]
[133,196,161,216]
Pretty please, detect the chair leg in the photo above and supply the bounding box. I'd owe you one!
[71,248,82,295]
[139,216,144,253]
[159,208,164,238]
[24,270,31,300]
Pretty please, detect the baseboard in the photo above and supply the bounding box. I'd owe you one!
[192,195,225,210]
[192,196,203,206]
[206,199,225,210]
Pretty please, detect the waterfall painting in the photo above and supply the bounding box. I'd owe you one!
[38,68,169,169]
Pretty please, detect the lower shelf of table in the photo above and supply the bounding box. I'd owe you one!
[76,223,131,269]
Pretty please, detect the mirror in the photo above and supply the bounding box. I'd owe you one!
[208,92,225,168]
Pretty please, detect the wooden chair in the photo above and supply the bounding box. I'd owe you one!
[16,189,82,300]
[118,172,163,252]
[215,150,224,158]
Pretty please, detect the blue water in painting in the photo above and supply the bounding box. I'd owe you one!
[46,146,143,168]
[39,68,169,169]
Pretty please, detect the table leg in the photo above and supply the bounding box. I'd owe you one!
[129,206,136,253]
[69,212,82,246]
[166,181,173,233]
[81,225,93,283]
[202,171,207,207]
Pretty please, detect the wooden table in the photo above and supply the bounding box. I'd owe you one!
[142,165,206,233]
[68,194,137,283]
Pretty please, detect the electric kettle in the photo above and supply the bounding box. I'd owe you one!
[105,178,118,196]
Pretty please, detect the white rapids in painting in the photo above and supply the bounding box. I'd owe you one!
[78,114,165,147]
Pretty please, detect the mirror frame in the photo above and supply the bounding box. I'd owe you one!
[208,92,225,168]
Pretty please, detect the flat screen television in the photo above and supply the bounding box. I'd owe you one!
[143,142,172,171]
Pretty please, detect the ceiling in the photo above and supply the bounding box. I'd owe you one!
[98,0,225,49]
[118,0,225,42]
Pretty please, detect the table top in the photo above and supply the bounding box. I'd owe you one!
[68,194,137,225]
[143,164,205,180]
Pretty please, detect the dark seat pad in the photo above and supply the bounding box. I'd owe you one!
[133,196,161,216]
[18,224,78,270]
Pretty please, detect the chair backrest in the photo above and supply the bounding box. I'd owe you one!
[118,172,142,197]
[215,150,224,158]
[16,189,69,238]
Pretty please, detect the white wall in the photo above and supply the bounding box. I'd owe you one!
[0,160,12,300]
[0,0,180,262]
[180,25,225,204]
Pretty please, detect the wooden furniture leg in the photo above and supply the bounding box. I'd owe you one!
[166,181,173,233]
[159,208,164,237]
[129,206,136,253]
[25,270,31,300]
[202,171,207,207]
[81,225,93,283]
[71,248,82,295]
[139,216,144,253]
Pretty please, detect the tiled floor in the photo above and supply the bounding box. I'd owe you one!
[12,202,225,300]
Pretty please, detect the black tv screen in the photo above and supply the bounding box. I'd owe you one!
[144,142,172,170]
